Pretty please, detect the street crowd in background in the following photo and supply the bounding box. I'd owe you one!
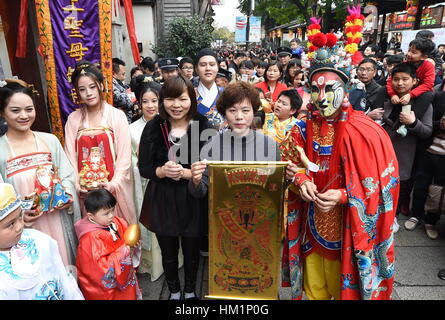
[1,26,445,300]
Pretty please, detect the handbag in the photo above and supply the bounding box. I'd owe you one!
[424,184,445,214]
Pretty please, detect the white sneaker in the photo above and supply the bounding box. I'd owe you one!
[404,217,419,231]
[393,217,400,233]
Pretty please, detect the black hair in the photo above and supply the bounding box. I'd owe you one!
[130,66,143,78]
[264,61,283,82]
[366,44,380,54]
[409,38,435,56]
[438,44,445,48]
[140,57,155,72]
[358,58,378,69]
[240,60,254,69]
[0,80,34,114]
[179,57,194,69]
[195,48,218,65]
[395,48,404,54]
[278,89,303,111]
[252,109,265,130]
[84,189,117,214]
[290,38,301,44]
[112,57,125,74]
[235,51,247,59]
[284,59,302,85]
[415,30,435,40]
[71,61,105,108]
[130,74,161,103]
[376,52,385,60]
[257,61,268,69]
[391,62,417,79]
[159,74,197,121]
[71,60,104,85]
[386,54,404,66]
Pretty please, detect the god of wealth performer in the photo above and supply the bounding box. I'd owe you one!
[25,165,73,215]
[280,7,400,300]
[79,147,109,190]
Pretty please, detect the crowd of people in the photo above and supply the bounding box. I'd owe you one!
[1,23,445,300]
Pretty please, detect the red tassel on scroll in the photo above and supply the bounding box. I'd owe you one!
[15,0,28,58]
[122,0,140,66]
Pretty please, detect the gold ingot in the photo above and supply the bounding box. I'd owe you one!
[124,224,140,247]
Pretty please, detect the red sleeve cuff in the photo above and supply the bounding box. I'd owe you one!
[294,173,311,187]
[338,188,348,204]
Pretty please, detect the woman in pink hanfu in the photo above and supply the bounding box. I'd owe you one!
[0,80,80,266]
[64,61,136,225]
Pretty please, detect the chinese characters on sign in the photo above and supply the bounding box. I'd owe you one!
[63,0,89,105]
[35,0,112,141]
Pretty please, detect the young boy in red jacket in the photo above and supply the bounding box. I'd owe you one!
[75,189,141,300]
[386,38,436,105]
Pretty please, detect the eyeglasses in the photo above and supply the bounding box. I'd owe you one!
[357,67,375,73]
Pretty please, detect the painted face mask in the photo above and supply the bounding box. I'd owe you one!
[310,71,346,118]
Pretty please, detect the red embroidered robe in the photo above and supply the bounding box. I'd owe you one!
[75,216,140,300]
[281,105,400,300]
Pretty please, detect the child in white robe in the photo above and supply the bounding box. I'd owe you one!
[0,183,83,300]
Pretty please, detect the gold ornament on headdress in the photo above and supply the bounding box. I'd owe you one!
[0,183,22,221]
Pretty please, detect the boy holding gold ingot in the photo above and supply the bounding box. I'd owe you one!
[74,189,142,299]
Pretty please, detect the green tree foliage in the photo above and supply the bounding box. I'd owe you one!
[239,0,355,32]
[153,15,214,58]
[212,27,235,43]
[239,0,311,28]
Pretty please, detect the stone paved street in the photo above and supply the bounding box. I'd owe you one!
[137,215,445,300]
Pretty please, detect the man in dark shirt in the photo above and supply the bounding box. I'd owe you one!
[356,58,385,120]
[112,57,133,123]
[228,51,247,78]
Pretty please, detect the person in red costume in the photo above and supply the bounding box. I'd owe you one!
[280,6,400,300]
[75,189,141,300]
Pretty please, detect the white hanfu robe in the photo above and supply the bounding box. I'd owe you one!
[0,229,84,300]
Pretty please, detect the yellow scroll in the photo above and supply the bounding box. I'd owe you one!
[206,161,288,300]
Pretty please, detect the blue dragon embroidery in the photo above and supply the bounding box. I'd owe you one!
[0,235,39,280]
[289,254,303,299]
[354,233,394,300]
[34,280,64,300]
[346,161,398,299]
[348,161,399,241]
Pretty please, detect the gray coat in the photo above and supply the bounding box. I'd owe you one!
[383,100,433,180]
[188,130,281,198]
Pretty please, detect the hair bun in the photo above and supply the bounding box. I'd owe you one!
[130,75,161,101]
[71,60,104,84]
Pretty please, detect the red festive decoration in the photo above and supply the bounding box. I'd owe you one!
[309,45,318,52]
[351,51,364,65]
[311,33,327,48]
[325,33,338,48]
